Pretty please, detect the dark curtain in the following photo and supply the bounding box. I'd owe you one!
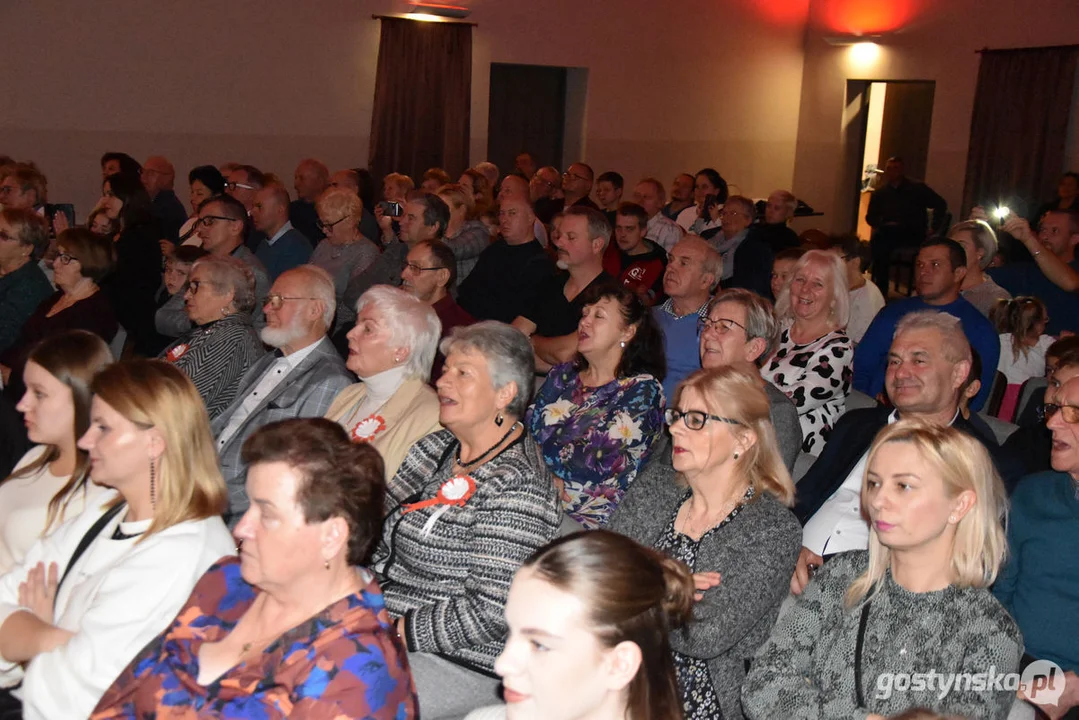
[961,45,1079,218]
[368,18,472,183]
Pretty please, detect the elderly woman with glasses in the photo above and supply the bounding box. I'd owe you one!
[159,255,264,420]
[762,248,853,455]
[325,285,442,480]
[373,321,561,719]
[310,188,380,331]
[527,283,666,529]
[609,365,800,720]
[91,419,418,719]
[1,228,118,398]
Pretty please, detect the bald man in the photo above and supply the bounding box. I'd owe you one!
[290,158,330,243]
[253,185,313,281]
[142,155,188,243]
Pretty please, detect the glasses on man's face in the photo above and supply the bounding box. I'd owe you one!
[56,252,77,266]
[225,181,255,192]
[198,215,238,229]
[720,209,746,219]
[1040,403,1079,423]
[562,172,588,183]
[698,316,746,335]
[664,408,742,431]
[317,215,348,232]
[265,293,319,310]
[404,262,443,274]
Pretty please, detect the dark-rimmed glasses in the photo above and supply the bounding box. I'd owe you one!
[56,252,78,266]
[664,408,742,431]
[404,262,444,274]
[198,215,239,229]
[1040,403,1079,423]
[317,215,349,232]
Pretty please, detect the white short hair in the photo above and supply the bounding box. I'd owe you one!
[283,264,336,329]
[355,285,441,381]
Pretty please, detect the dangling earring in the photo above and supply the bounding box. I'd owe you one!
[495,412,504,427]
[149,458,157,511]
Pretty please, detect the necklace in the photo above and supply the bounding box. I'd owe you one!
[679,485,752,538]
[455,422,521,470]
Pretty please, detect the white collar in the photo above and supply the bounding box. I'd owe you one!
[267,221,295,246]
[359,364,410,407]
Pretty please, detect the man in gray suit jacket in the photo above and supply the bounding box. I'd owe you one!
[211,265,353,525]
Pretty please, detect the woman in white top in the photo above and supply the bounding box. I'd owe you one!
[0,360,235,719]
[1,331,114,574]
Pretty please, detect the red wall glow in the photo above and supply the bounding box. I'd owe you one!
[815,0,927,34]
[738,0,810,27]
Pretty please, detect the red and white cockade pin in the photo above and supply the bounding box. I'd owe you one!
[351,414,387,443]
[402,475,478,535]
[165,343,189,363]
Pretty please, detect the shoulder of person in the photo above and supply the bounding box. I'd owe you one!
[813,549,869,591]
[11,444,51,473]
[1009,470,1070,507]
[955,585,1023,647]
[142,515,235,557]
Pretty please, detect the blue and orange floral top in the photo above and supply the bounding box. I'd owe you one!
[91,557,417,720]
[526,362,665,529]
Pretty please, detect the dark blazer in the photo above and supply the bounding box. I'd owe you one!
[210,337,354,524]
[152,190,189,243]
[721,235,774,300]
[793,406,1018,524]
[100,221,163,357]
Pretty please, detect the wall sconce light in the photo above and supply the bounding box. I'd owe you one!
[823,34,884,46]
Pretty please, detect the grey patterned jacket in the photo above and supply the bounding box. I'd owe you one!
[372,429,561,676]
[210,337,353,524]
[608,447,802,720]
[742,551,1023,720]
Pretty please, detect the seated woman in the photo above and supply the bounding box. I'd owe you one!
[743,421,1021,720]
[1,331,114,574]
[762,248,853,455]
[438,183,491,284]
[950,219,1011,317]
[527,284,666,528]
[176,165,226,247]
[92,418,417,719]
[0,209,52,357]
[160,255,264,420]
[310,187,380,332]
[325,285,442,479]
[373,321,562,720]
[0,360,235,718]
[1,228,118,399]
[609,365,800,720]
[466,530,695,720]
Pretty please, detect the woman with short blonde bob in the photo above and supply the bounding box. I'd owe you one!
[311,187,381,330]
[743,420,1021,720]
[610,365,800,720]
[763,248,853,455]
[0,360,236,718]
[437,183,491,284]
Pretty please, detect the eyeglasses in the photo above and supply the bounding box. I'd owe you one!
[185,280,207,295]
[56,252,78,266]
[317,215,349,232]
[664,408,742,431]
[265,293,319,310]
[1040,403,1079,423]
[404,262,444,274]
[225,181,256,192]
[697,317,746,335]
[720,209,747,219]
[198,215,239,228]
[562,172,588,183]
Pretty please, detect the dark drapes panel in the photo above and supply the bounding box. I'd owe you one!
[962,45,1079,217]
[368,18,472,183]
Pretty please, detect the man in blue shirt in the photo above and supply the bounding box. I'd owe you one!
[853,238,998,410]
[990,209,1079,335]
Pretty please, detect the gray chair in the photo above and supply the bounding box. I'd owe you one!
[975,411,1018,443]
[108,326,127,359]
[845,389,878,413]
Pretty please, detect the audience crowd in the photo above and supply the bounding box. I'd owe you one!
[0,149,1076,720]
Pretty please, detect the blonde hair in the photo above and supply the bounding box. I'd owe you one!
[383,172,414,198]
[775,249,851,330]
[316,187,363,229]
[845,420,1007,608]
[437,182,476,218]
[675,366,795,506]
[91,360,228,539]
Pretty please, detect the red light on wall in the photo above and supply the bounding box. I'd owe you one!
[740,0,810,26]
[816,0,926,34]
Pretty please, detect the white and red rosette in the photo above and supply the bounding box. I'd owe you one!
[351,414,387,443]
[165,343,189,363]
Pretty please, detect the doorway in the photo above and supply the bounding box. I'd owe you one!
[844,80,936,240]
[487,63,568,173]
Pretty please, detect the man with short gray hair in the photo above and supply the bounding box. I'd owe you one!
[790,310,1018,595]
[749,189,801,253]
[713,194,774,298]
[211,264,354,525]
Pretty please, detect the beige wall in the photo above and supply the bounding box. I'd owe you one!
[790,0,1079,234]
[0,0,808,219]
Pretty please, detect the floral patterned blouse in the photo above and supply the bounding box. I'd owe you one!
[526,362,664,529]
[91,557,417,720]
[762,327,853,456]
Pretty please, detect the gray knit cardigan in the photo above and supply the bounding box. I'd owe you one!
[607,448,802,720]
[372,429,562,675]
[742,551,1023,719]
